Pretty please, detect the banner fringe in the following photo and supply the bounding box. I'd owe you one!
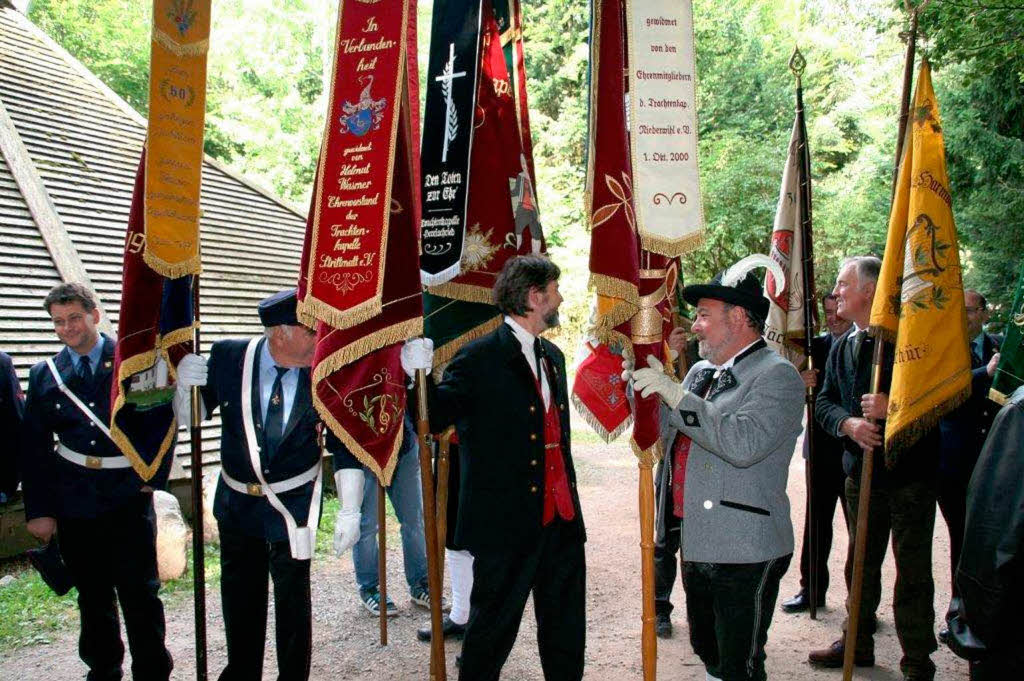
[570,391,631,443]
[867,324,898,344]
[884,382,970,468]
[427,281,495,306]
[312,318,423,384]
[314,396,401,487]
[302,295,383,333]
[639,230,705,259]
[629,434,663,465]
[152,28,210,57]
[142,251,202,280]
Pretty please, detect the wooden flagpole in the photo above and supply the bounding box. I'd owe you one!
[842,5,921,678]
[189,277,208,681]
[377,482,388,646]
[436,428,455,568]
[416,370,447,680]
[639,454,657,681]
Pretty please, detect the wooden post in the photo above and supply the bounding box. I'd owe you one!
[377,482,388,646]
[189,278,207,681]
[416,370,447,680]
[639,455,657,681]
[436,428,455,569]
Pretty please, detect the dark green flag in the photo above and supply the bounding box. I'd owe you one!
[991,262,1024,404]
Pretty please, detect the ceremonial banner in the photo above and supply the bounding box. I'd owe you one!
[420,0,484,286]
[626,0,704,257]
[765,80,816,367]
[301,0,410,331]
[111,154,195,481]
[573,0,641,444]
[144,0,210,278]
[423,0,542,374]
[298,0,422,485]
[990,262,1024,404]
[869,61,971,461]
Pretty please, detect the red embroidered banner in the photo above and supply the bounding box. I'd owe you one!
[300,0,410,332]
[298,0,422,485]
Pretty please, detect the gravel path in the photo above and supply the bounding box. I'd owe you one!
[0,433,969,679]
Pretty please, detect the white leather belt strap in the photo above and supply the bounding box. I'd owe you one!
[220,462,320,498]
[57,442,131,470]
[46,358,113,441]
[240,337,323,561]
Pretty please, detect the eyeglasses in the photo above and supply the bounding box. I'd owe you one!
[965,307,985,313]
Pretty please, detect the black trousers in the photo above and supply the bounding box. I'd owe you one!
[654,520,682,617]
[58,492,172,681]
[936,468,968,611]
[459,521,586,681]
[218,527,312,681]
[797,443,850,598]
[682,555,791,681]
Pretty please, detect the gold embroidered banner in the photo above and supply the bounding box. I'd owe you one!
[143,0,210,278]
[869,61,971,459]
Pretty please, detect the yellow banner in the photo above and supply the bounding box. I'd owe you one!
[869,60,971,457]
[144,0,210,277]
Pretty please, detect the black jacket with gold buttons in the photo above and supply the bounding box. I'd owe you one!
[428,322,585,556]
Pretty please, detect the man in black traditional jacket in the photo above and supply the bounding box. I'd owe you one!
[402,255,586,681]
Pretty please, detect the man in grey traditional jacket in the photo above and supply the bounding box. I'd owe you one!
[629,255,805,681]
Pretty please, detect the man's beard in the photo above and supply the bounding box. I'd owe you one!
[697,337,726,365]
[542,309,560,329]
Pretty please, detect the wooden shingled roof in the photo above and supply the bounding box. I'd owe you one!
[0,2,310,478]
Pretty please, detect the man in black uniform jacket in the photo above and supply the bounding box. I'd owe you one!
[175,289,361,681]
[21,283,173,681]
[781,293,853,613]
[0,349,23,502]
[402,255,586,681]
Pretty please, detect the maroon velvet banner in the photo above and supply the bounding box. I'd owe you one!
[298,0,422,485]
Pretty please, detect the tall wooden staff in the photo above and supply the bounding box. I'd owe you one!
[416,371,447,680]
[190,281,208,680]
[842,3,924,677]
[790,47,820,620]
[377,483,388,645]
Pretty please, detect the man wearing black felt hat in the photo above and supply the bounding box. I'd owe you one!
[175,289,363,681]
[627,255,806,681]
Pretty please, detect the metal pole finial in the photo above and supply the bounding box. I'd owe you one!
[790,46,807,80]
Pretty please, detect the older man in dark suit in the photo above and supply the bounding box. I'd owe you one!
[781,293,853,614]
[175,289,362,681]
[402,255,586,681]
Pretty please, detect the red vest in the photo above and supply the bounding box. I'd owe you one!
[535,363,575,526]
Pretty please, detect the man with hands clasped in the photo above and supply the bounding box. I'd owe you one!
[175,289,362,681]
[626,255,805,681]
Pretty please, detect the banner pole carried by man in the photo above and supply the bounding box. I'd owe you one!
[109,2,212,678]
[294,0,446,673]
[574,1,704,677]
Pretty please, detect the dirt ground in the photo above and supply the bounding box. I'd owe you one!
[0,431,969,680]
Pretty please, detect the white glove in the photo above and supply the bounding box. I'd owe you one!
[333,469,364,557]
[631,355,688,409]
[400,338,434,378]
[173,353,208,429]
[620,356,635,382]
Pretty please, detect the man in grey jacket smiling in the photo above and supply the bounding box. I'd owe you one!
[629,255,805,681]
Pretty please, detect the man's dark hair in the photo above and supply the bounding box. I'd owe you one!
[821,293,838,308]
[493,255,561,316]
[965,289,987,309]
[43,283,98,314]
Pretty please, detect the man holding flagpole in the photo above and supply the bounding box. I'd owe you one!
[175,289,363,681]
[403,255,586,681]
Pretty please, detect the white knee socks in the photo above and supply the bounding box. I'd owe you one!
[446,549,474,626]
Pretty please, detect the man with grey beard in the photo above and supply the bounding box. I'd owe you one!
[629,255,805,681]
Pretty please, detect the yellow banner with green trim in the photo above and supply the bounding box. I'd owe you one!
[869,60,971,457]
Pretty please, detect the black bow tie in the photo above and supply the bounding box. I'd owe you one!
[689,367,737,400]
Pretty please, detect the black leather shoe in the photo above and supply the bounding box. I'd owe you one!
[655,613,673,639]
[808,639,875,668]
[781,590,825,613]
[417,614,467,642]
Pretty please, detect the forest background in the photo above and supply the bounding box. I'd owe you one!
[27,0,1024,351]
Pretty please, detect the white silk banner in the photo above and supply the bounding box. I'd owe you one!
[626,0,704,256]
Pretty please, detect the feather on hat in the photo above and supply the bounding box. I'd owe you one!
[683,253,784,321]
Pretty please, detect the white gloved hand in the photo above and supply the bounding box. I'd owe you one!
[173,353,208,429]
[400,338,434,378]
[333,469,365,557]
[620,356,635,383]
[631,355,688,409]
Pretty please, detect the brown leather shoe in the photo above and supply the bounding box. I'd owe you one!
[808,639,875,668]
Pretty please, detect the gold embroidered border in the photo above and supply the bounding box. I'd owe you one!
[427,281,495,306]
[152,28,210,57]
[570,392,632,444]
[638,230,706,259]
[315,398,401,486]
[312,317,423,385]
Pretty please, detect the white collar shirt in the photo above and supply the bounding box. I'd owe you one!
[505,316,551,409]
